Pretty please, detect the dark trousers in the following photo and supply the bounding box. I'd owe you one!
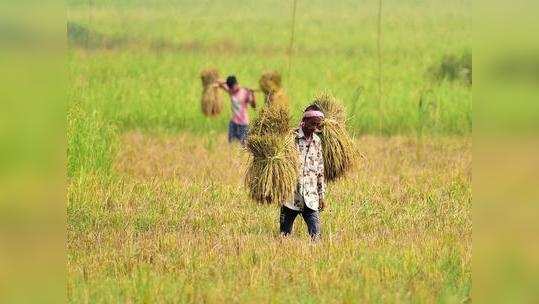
[279,206,321,241]
[228,121,248,143]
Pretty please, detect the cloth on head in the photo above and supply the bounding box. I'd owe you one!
[303,110,325,119]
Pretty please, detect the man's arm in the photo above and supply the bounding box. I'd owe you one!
[213,80,229,92]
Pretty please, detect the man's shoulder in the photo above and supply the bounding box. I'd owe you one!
[239,87,251,94]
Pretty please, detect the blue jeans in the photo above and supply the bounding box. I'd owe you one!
[280,206,321,241]
[228,121,248,143]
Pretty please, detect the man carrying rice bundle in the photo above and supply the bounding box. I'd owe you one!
[280,105,326,241]
[216,75,256,144]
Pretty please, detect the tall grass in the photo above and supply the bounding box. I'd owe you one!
[67,103,117,176]
[67,0,472,151]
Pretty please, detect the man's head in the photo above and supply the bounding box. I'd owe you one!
[302,105,324,136]
[226,75,239,92]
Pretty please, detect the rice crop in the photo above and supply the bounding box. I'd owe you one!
[259,71,282,95]
[430,52,472,85]
[200,68,223,117]
[245,134,299,204]
[312,92,355,181]
[250,105,291,136]
[246,104,297,204]
[259,71,289,109]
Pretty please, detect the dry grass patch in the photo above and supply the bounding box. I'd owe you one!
[68,133,471,303]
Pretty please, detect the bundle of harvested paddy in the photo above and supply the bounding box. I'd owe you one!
[313,92,346,123]
[259,71,289,109]
[259,71,282,94]
[269,89,289,109]
[250,105,291,136]
[312,92,355,181]
[245,134,299,204]
[245,105,298,204]
[200,68,223,117]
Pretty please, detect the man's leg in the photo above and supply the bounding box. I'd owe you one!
[301,208,321,241]
[228,121,234,143]
[239,124,248,145]
[279,206,299,236]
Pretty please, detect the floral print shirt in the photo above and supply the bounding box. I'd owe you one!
[284,128,325,211]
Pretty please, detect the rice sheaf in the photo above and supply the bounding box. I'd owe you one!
[312,92,356,181]
[200,68,223,117]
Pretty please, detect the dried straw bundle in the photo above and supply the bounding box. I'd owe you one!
[200,68,222,117]
[245,105,298,204]
[250,105,291,136]
[259,71,282,94]
[313,92,346,123]
[259,71,289,109]
[269,89,289,109]
[312,92,355,181]
[201,68,219,86]
[245,134,299,204]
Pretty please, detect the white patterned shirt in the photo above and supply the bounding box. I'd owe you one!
[284,128,325,211]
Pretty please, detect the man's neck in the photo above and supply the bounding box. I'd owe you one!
[302,127,313,140]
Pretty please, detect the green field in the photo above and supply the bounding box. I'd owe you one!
[67,1,472,302]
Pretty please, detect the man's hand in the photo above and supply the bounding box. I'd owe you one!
[214,80,228,91]
[319,198,326,211]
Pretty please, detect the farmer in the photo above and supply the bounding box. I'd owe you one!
[216,75,256,144]
[280,105,326,241]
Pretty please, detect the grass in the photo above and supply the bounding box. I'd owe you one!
[67,0,471,176]
[68,133,471,303]
[67,0,472,302]
[67,0,471,139]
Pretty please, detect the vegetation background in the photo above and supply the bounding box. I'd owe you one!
[67,0,472,303]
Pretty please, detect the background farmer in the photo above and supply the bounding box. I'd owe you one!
[217,75,256,144]
[280,105,326,241]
